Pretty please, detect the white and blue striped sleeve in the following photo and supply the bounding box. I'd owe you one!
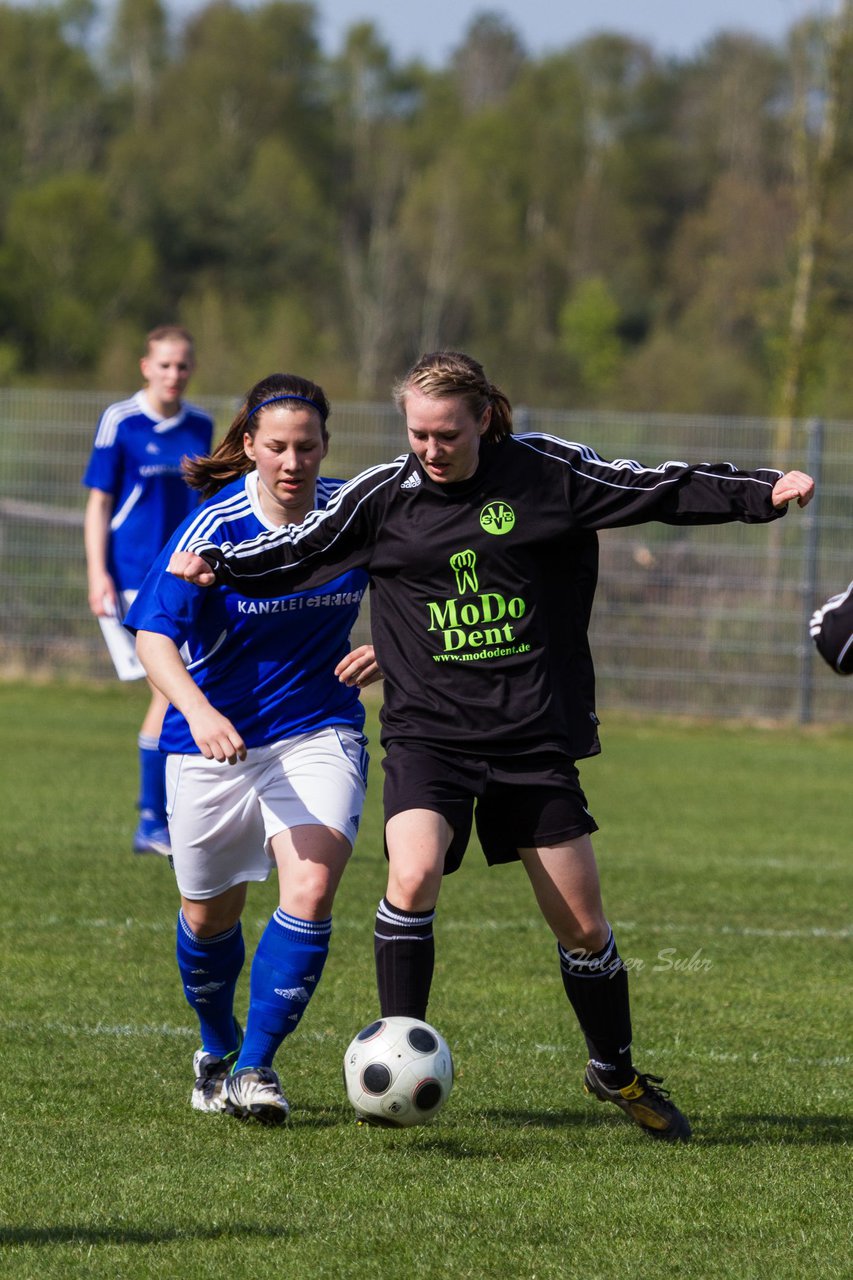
[186,458,406,597]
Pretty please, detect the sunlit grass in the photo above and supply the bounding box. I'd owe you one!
[0,682,849,1278]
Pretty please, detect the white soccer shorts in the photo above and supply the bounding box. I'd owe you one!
[166,725,369,900]
[99,590,146,681]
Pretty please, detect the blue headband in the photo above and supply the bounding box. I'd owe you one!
[246,393,326,421]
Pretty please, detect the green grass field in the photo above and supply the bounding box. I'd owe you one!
[0,681,850,1279]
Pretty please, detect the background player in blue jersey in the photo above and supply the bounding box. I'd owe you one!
[83,325,214,856]
[127,373,379,1124]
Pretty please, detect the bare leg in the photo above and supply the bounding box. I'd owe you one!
[181,882,247,937]
[271,823,353,919]
[517,834,609,953]
[385,808,452,910]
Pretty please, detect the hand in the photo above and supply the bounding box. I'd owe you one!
[771,470,814,509]
[186,705,247,764]
[167,550,218,586]
[335,644,382,688]
[88,572,117,617]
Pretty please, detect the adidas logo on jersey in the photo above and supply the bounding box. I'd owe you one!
[400,472,421,490]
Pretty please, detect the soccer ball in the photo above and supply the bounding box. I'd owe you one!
[343,1016,454,1127]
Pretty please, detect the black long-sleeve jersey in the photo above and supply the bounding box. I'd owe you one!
[810,580,853,675]
[190,435,785,758]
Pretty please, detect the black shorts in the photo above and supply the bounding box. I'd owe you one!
[381,743,598,874]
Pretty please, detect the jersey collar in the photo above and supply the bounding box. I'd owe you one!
[135,389,188,432]
[244,469,318,531]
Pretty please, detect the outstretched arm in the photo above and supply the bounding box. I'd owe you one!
[523,434,815,528]
[168,460,404,594]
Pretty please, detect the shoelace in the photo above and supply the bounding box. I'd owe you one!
[634,1073,674,1105]
[232,1068,280,1096]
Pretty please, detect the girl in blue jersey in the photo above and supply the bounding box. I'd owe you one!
[83,325,214,856]
[126,373,378,1124]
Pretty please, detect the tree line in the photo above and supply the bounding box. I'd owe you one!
[2,0,852,416]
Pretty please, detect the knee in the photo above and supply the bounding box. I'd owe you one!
[386,861,442,912]
[281,865,338,920]
[559,918,610,955]
[181,900,241,938]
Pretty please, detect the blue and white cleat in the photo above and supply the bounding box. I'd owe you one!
[132,819,171,857]
[224,1067,291,1125]
[191,1024,244,1113]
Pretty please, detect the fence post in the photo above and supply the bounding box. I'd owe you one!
[797,418,824,724]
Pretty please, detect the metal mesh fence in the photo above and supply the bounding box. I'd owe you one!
[1,388,851,723]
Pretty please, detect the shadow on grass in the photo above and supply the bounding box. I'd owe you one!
[695,1113,853,1146]
[0,1224,292,1248]
[476,1107,592,1129]
[354,1108,595,1159]
[473,1107,852,1147]
[362,1108,852,1153]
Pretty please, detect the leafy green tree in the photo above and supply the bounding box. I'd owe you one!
[329,22,423,393]
[451,11,526,113]
[0,174,155,370]
[559,276,624,395]
[0,0,849,417]
[620,34,795,414]
[106,0,168,124]
[107,0,331,299]
[0,2,105,199]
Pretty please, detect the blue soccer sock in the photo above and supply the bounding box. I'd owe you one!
[176,910,245,1057]
[138,734,166,826]
[234,909,332,1072]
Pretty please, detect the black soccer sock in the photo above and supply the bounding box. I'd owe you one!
[374,897,436,1020]
[558,927,634,1087]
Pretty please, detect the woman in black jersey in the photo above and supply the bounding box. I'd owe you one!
[168,350,814,1142]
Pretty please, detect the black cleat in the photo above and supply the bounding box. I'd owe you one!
[583,1062,692,1142]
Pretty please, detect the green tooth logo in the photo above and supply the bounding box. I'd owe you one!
[425,548,529,658]
[450,549,478,595]
[480,501,515,535]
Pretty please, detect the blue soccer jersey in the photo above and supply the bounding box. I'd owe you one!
[125,472,369,754]
[82,391,214,591]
